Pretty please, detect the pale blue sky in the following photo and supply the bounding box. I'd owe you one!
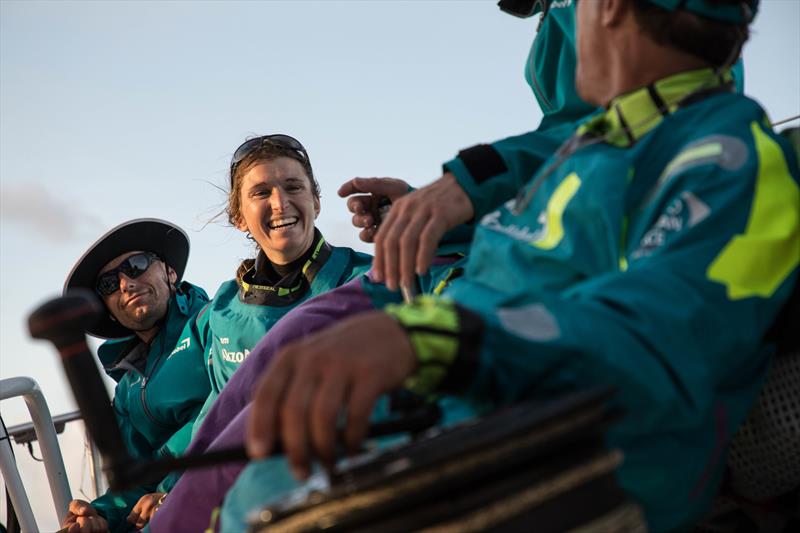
[1,1,798,528]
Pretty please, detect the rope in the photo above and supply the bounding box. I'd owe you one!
[772,114,800,127]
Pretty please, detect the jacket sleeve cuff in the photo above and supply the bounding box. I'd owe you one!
[444,156,488,217]
[384,296,483,395]
[443,145,512,220]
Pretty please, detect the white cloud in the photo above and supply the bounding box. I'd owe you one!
[0,182,102,242]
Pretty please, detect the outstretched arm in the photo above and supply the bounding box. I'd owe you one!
[344,124,575,291]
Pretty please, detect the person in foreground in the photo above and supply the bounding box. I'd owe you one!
[60,219,210,533]
[243,1,799,531]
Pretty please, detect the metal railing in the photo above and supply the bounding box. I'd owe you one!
[6,409,106,498]
[6,410,83,445]
[1,377,76,531]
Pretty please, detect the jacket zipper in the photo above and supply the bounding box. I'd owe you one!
[139,337,172,429]
[530,11,554,113]
[140,381,171,429]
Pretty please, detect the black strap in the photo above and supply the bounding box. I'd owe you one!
[614,105,636,146]
[647,85,669,116]
[457,144,509,184]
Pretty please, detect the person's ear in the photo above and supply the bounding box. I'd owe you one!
[313,195,321,218]
[167,266,178,286]
[234,215,249,233]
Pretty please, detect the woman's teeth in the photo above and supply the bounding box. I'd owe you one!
[269,217,298,230]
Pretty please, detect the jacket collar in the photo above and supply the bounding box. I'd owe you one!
[578,67,734,148]
[239,230,332,298]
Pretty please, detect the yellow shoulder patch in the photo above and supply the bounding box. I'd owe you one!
[707,122,800,299]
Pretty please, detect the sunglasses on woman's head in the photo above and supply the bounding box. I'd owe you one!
[498,0,545,18]
[96,252,162,297]
[229,134,309,182]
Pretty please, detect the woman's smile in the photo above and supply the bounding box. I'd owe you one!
[268,216,299,230]
[236,157,321,265]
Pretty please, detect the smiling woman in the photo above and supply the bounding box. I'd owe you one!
[233,151,320,266]
[170,134,372,428]
[237,163,318,262]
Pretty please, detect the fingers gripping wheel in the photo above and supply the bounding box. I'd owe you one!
[28,289,132,489]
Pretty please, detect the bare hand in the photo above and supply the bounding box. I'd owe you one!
[127,492,165,530]
[372,173,474,291]
[338,177,411,242]
[246,311,416,478]
[61,499,108,533]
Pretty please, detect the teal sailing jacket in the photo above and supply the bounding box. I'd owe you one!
[92,281,210,531]
[387,69,800,531]
[205,241,371,394]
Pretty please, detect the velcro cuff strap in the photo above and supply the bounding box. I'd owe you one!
[457,144,508,184]
[385,296,482,395]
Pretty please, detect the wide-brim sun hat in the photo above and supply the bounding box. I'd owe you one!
[63,218,190,339]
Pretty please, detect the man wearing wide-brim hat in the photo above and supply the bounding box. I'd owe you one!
[61,218,210,533]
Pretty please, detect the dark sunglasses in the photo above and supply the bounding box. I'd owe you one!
[96,252,162,297]
[229,134,309,184]
[498,0,547,19]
